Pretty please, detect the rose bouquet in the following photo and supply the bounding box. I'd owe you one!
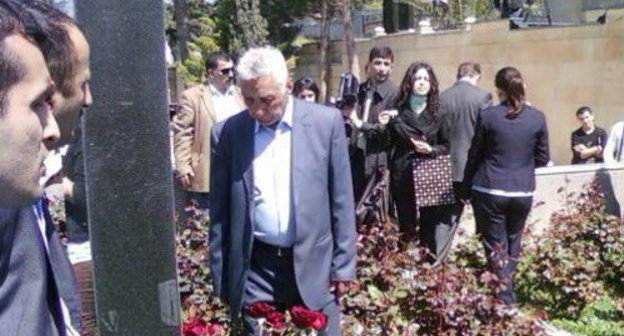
[244,302,328,335]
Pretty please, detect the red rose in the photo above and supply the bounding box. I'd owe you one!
[206,323,224,335]
[289,305,329,331]
[266,311,287,332]
[181,318,207,336]
[244,302,276,319]
[182,319,224,336]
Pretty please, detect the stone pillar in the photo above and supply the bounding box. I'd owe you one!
[76,1,180,335]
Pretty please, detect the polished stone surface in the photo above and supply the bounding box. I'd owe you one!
[77,1,180,334]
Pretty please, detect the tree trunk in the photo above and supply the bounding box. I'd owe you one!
[319,0,332,103]
[174,0,190,62]
[341,0,360,79]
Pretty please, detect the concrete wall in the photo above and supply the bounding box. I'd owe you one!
[530,162,624,229]
[295,13,624,165]
[455,163,623,242]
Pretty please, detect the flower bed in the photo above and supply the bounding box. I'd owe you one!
[177,210,549,334]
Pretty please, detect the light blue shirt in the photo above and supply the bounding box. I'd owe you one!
[252,97,296,247]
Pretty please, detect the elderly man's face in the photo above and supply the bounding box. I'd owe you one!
[49,24,92,149]
[0,34,59,207]
[240,75,288,126]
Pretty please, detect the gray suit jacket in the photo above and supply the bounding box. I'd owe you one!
[209,99,357,317]
[0,205,71,336]
[440,81,492,182]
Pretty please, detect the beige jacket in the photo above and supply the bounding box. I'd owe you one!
[173,83,244,192]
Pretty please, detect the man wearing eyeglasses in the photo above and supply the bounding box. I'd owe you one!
[173,51,245,218]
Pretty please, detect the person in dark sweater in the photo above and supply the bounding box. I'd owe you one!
[348,46,399,201]
[386,61,455,261]
[570,106,608,164]
[461,67,550,305]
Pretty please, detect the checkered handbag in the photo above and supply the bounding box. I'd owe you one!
[412,155,455,207]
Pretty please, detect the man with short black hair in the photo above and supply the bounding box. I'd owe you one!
[0,3,58,208]
[349,46,398,201]
[1,1,93,334]
[571,106,608,164]
[0,5,74,335]
[438,61,492,261]
[173,51,244,217]
[441,61,492,186]
[10,0,92,149]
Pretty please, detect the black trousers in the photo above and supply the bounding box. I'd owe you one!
[240,241,341,335]
[471,190,532,304]
[393,177,459,262]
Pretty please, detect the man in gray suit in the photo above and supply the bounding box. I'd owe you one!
[440,62,492,207]
[210,46,357,335]
[1,1,92,334]
[0,6,68,335]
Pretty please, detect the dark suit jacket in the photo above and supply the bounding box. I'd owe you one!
[463,102,550,193]
[352,79,398,176]
[388,106,451,193]
[439,81,492,182]
[63,124,89,243]
[209,99,357,317]
[0,204,77,336]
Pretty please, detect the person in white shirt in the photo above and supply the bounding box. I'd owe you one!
[604,121,624,163]
[173,51,245,219]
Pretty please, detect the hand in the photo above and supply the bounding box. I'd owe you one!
[349,109,363,129]
[330,281,351,300]
[177,171,194,189]
[410,138,433,154]
[378,109,398,126]
[457,184,471,204]
[62,177,75,200]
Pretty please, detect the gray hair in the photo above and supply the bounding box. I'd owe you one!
[236,46,288,88]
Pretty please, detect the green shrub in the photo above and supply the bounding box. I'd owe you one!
[515,181,624,319]
[552,296,624,336]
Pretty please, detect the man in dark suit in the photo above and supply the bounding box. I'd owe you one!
[0,6,70,335]
[348,46,398,201]
[17,0,94,333]
[440,62,492,209]
[430,62,491,262]
[210,46,357,335]
[1,1,92,334]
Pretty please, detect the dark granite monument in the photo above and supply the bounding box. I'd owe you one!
[76,1,180,334]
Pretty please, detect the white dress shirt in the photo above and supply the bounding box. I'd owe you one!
[209,83,241,122]
[252,97,296,247]
[604,121,624,163]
